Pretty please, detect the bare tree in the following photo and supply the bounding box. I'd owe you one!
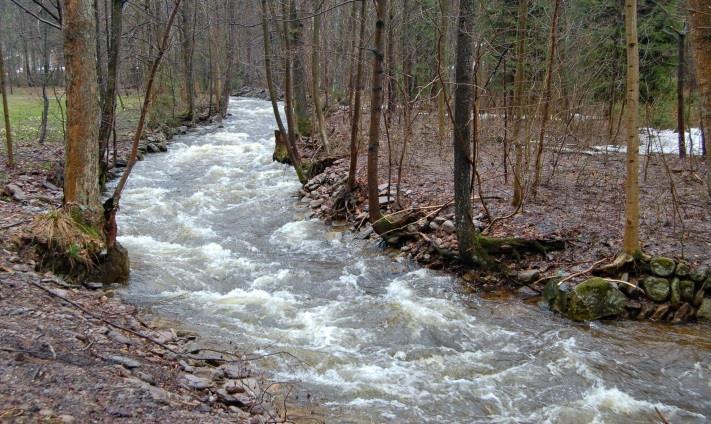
[622,0,640,256]
[688,0,711,195]
[347,0,366,190]
[0,39,14,168]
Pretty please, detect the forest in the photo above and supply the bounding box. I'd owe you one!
[1,0,710,422]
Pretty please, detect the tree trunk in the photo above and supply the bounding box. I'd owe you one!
[511,0,529,208]
[437,0,449,147]
[367,0,388,224]
[38,13,50,145]
[289,0,311,136]
[688,0,711,195]
[179,0,195,123]
[62,0,102,225]
[452,0,477,263]
[221,0,236,117]
[0,41,14,168]
[311,0,330,155]
[98,0,123,181]
[622,0,640,256]
[347,0,367,190]
[532,0,561,196]
[94,0,106,97]
[677,29,686,159]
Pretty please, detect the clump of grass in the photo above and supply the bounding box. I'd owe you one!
[28,207,104,275]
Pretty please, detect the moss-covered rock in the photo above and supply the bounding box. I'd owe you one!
[650,257,675,277]
[670,278,681,307]
[543,278,570,314]
[697,298,711,321]
[643,276,670,302]
[564,278,627,321]
[675,262,691,278]
[689,267,708,283]
[679,280,695,302]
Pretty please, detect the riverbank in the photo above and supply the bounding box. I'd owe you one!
[294,104,711,323]
[1,102,278,422]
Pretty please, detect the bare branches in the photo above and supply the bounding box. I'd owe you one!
[8,0,61,30]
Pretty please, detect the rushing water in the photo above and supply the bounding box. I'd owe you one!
[117,98,711,423]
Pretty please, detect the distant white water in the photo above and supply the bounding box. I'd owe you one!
[594,127,705,156]
[115,98,711,423]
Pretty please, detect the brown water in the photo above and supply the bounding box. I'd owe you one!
[116,98,711,423]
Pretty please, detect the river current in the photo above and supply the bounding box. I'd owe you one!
[117,98,711,423]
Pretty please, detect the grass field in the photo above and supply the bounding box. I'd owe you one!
[0,87,143,146]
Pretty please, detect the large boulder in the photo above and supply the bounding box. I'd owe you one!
[689,267,708,283]
[564,278,627,321]
[643,276,670,302]
[650,257,675,277]
[696,298,711,321]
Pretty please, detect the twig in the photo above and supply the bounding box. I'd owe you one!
[556,258,609,286]
[0,220,28,230]
[655,407,670,424]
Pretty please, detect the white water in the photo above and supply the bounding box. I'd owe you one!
[117,98,711,423]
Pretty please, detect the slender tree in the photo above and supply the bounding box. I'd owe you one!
[98,0,124,179]
[622,0,640,256]
[179,0,196,123]
[367,0,388,224]
[289,0,311,136]
[676,26,686,159]
[688,0,711,195]
[311,0,330,155]
[452,0,477,263]
[532,0,561,196]
[511,0,529,208]
[347,0,367,190]
[0,40,14,168]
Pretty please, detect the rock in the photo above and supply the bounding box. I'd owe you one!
[517,286,539,300]
[643,277,670,302]
[650,304,670,321]
[84,281,103,290]
[675,262,690,278]
[58,415,75,423]
[107,330,134,345]
[309,198,325,208]
[378,196,391,205]
[543,278,571,314]
[670,278,681,307]
[442,220,456,233]
[224,380,247,394]
[564,278,627,321]
[216,389,250,407]
[696,298,711,321]
[179,359,194,373]
[193,366,224,381]
[179,373,214,390]
[221,365,249,380]
[672,303,694,324]
[516,269,540,284]
[679,280,695,302]
[178,126,188,134]
[109,355,140,369]
[4,184,27,201]
[94,243,130,284]
[133,370,156,385]
[650,257,675,277]
[428,221,440,231]
[157,141,168,152]
[689,267,708,283]
[42,181,60,191]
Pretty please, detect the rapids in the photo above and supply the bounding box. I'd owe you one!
[116,98,711,423]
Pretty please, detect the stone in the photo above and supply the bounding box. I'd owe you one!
[564,277,627,321]
[109,355,140,369]
[107,330,134,345]
[670,278,681,307]
[651,304,671,321]
[689,267,708,283]
[146,143,161,153]
[309,198,324,208]
[378,196,391,205]
[650,257,675,277]
[675,262,691,278]
[193,366,224,381]
[94,243,130,284]
[517,286,539,300]
[157,141,168,152]
[679,280,695,302]
[442,220,456,233]
[696,298,711,321]
[428,221,440,231]
[543,278,571,314]
[224,380,246,394]
[84,281,103,290]
[672,303,694,324]
[133,370,156,385]
[4,183,27,201]
[643,277,670,302]
[179,359,194,373]
[516,269,540,284]
[178,126,188,134]
[179,374,214,390]
[58,415,75,423]
[216,389,250,407]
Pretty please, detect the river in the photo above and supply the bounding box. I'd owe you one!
[116,98,711,423]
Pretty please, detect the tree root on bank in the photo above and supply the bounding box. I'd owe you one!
[593,251,651,276]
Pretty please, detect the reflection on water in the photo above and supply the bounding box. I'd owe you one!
[117,98,711,423]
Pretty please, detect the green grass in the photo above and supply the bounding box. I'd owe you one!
[0,87,144,145]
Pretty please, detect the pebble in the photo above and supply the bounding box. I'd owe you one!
[107,330,134,345]
[110,355,140,369]
[179,373,214,390]
[442,220,456,233]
